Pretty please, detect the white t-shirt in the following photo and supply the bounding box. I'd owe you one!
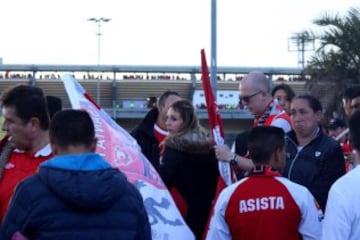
[322,165,360,240]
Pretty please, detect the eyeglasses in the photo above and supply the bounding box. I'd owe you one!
[240,91,262,103]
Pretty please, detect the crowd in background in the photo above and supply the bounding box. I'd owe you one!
[0,70,307,82]
[0,71,359,239]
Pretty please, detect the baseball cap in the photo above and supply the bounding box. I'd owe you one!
[327,118,345,130]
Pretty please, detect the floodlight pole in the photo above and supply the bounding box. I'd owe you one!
[210,0,217,99]
[88,17,111,106]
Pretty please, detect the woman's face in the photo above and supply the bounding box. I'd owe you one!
[165,107,185,134]
[290,98,321,139]
[274,89,290,113]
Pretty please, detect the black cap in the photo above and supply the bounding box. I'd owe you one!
[327,118,345,130]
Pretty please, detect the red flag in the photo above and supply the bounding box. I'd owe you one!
[200,49,234,239]
[200,49,232,187]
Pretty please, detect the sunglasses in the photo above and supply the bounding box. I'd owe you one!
[240,91,262,103]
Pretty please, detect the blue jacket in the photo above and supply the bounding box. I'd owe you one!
[283,128,345,211]
[0,153,151,240]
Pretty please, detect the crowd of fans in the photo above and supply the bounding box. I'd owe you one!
[0,71,359,239]
[0,70,308,82]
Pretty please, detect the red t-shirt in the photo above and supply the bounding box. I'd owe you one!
[0,147,53,221]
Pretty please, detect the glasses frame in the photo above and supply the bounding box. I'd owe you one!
[240,90,262,103]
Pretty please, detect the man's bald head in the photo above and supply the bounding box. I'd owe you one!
[239,71,273,115]
[241,71,271,93]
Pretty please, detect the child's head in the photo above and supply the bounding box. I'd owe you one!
[50,109,96,154]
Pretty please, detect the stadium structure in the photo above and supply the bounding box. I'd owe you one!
[0,64,307,140]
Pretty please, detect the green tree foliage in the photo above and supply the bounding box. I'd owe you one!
[303,7,360,120]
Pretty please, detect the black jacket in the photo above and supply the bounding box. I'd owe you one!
[131,108,161,170]
[0,153,151,240]
[283,128,345,211]
[159,131,219,240]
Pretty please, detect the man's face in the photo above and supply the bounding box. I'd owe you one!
[290,98,321,139]
[350,96,360,116]
[239,82,264,116]
[1,106,33,150]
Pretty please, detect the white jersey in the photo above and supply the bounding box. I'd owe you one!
[322,165,360,240]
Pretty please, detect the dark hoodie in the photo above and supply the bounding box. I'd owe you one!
[159,131,219,240]
[0,153,151,240]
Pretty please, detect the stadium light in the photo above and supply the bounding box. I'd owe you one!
[87,17,111,105]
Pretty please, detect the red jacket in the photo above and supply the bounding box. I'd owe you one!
[206,166,323,240]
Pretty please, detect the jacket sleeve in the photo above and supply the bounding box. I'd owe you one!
[158,147,181,189]
[298,189,323,240]
[312,142,345,211]
[321,183,350,240]
[205,188,232,240]
[0,181,32,239]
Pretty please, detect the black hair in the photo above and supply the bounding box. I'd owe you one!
[158,90,180,106]
[271,83,296,101]
[349,110,360,151]
[350,88,360,101]
[292,94,322,113]
[343,87,360,101]
[247,126,285,164]
[50,109,95,149]
[0,84,50,130]
[46,96,63,119]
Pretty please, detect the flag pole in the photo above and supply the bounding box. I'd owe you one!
[210,0,217,97]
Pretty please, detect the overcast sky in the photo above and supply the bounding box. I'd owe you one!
[0,0,358,67]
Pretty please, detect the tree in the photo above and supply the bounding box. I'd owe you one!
[303,7,360,120]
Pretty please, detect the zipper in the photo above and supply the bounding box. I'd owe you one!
[287,127,321,179]
[287,138,300,179]
[287,137,321,179]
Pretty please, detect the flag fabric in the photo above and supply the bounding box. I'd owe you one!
[61,74,195,240]
[200,49,232,187]
[200,49,234,240]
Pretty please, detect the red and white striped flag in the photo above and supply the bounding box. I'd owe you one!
[61,74,195,240]
[200,49,232,187]
[200,49,235,239]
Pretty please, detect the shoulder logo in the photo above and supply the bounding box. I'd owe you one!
[4,162,15,169]
[315,151,321,157]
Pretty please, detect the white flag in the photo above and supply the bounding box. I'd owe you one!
[62,74,195,240]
